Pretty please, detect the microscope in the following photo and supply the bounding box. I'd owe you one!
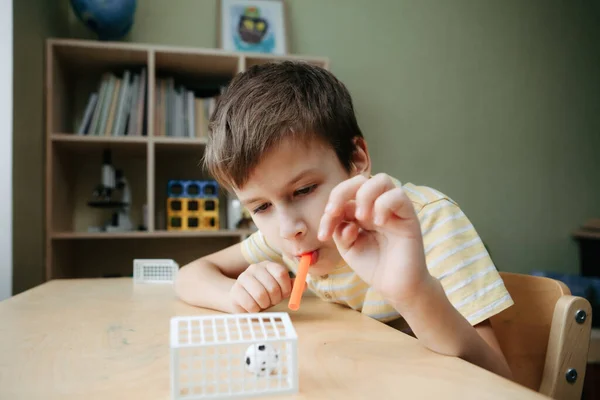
[87,149,134,232]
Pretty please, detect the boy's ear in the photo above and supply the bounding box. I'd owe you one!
[350,136,371,177]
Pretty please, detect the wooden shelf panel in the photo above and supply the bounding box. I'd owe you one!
[51,230,252,239]
[150,230,252,238]
[50,234,244,279]
[52,231,152,239]
[51,133,149,156]
[51,134,210,153]
[52,133,148,143]
[153,136,207,145]
[155,50,239,78]
[52,40,149,73]
[153,137,208,160]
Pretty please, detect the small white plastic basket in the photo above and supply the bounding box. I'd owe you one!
[133,259,179,283]
[170,312,298,399]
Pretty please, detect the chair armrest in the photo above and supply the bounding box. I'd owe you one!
[539,295,592,399]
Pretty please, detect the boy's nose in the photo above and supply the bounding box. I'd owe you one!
[279,212,307,240]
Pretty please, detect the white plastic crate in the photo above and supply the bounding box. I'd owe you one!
[170,312,298,399]
[133,259,179,283]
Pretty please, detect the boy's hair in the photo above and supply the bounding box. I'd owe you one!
[203,61,363,190]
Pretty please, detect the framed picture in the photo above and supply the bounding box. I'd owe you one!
[218,0,289,55]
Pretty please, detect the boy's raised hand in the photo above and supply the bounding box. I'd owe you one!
[229,261,296,313]
[318,173,432,309]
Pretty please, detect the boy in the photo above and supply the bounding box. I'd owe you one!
[175,61,514,380]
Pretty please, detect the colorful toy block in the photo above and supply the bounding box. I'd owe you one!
[167,198,219,214]
[167,180,219,198]
[201,215,219,230]
[167,214,185,231]
[166,214,220,231]
[167,179,220,231]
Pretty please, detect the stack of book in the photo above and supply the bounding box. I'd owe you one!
[77,69,147,137]
[75,69,224,139]
[154,77,221,139]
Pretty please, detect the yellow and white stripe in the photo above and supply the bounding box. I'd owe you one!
[240,179,513,326]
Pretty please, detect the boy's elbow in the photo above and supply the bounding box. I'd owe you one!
[173,262,199,304]
[173,255,239,312]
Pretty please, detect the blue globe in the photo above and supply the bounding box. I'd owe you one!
[70,0,137,41]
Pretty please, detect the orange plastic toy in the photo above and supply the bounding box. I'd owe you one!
[288,253,312,311]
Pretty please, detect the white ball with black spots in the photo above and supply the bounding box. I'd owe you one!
[244,343,280,376]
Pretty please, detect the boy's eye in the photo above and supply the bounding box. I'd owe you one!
[294,184,317,196]
[252,203,270,214]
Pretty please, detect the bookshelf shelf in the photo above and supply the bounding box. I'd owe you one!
[153,136,208,145]
[155,50,240,77]
[51,230,252,240]
[51,133,148,156]
[45,38,329,280]
[51,133,149,143]
[52,42,149,71]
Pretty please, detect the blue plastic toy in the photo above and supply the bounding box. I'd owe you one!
[167,180,219,199]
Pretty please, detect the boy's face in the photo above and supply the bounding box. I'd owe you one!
[235,136,370,276]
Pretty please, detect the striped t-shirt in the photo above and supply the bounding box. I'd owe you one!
[240,180,513,326]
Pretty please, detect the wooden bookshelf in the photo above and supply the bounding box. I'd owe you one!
[45,38,329,280]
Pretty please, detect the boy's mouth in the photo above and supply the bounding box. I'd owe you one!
[295,249,319,265]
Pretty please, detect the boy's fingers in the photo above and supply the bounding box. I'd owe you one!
[232,285,261,313]
[318,200,357,241]
[373,187,415,224]
[253,266,283,306]
[239,274,271,310]
[355,174,395,222]
[266,263,292,298]
[333,221,360,252]
[324,175,368,216]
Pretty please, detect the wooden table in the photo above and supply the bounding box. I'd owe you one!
[0,278,548,399]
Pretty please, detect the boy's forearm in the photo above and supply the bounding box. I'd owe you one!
[175,260,236,313]
[392,277,513,380]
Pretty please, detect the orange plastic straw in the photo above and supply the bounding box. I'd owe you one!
[288,254,312,310]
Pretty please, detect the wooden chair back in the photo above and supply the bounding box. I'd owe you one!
[490,272,592,400]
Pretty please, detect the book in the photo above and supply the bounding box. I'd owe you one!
[88,74,109,135]
[126,74,140,136]
[113,70,131,136]
[105,78,121,136]
[97,74,116,135]
[76,92,98,135]
[135,68,147,136]
[187,90,195,138]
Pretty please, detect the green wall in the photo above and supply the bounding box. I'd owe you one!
[59,0,598,277]
[12,0,69,294]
